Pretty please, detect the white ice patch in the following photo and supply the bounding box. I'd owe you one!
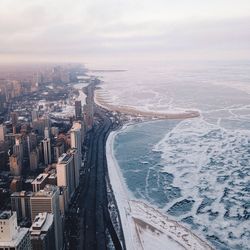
[154,118,250,249]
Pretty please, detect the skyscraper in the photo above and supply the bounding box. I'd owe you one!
[42,138,52,165]
[0,124,6,142]
[56,153,74,201]
[27,132,38,153]
[53,142,65,163]
[9,154,22,176]
[30,212,55,250]
[44,127,50,139]
[13,136,24,164]
[11,112,18,134]
[11,191,33,222]
[29,148,39,171]
[30,185,63,250]
[0,211,31,250]
[70,122,82,165]
[32,173,49,192]
[31,110,38,122]
[75,100,82,120]
[68,148,80,189]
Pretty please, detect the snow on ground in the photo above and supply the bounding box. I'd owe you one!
[74,83,87,105]
[51,105,75,118]
[76,90,86,105]
[106,130,213,250]
[73,83,89,89]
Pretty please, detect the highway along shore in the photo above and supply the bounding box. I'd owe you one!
[65,78,126,250]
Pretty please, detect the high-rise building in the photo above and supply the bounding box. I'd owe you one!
[83,101,94,129]
[32,173,49,192]
[32,116,51,137]
[30,212,55,250]
[56,153,74,201]
[68,148,80,189]
[75,100,82,120]
[44,127,50,139]
[11,191,33,221]
[58,187,68,216]
[11,112,18,134]
[0,124,6,142]
[42,138,52,165]
[31,110,38,122]
[27,132,37,153]
[29,148,39,171]
[70,122,82,163]
[9,154,22,176]
[10,177,23,192]
[43,115,51,130]
[13,137,24,164]
[30,185,63,250]
[0,211,31,250]
[51,127,59,137]
[53,142,65,163]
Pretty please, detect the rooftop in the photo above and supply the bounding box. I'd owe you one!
[33,185,58,198]
[71,121,81,131]
[31,173,49,185]
[0,211,12,220]
[58,153,72,164]
[0,228,29,247]
[11,191,33,197]
[30,212,53,233]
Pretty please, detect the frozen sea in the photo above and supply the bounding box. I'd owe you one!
[95,61,250,249]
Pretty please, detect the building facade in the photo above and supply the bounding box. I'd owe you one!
[0,211,31,250]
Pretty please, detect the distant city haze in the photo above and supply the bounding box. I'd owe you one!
[0,0,250,64]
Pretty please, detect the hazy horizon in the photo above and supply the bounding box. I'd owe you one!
[1,0,250,64]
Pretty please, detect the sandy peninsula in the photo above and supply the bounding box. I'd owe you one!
[94,90,200,119]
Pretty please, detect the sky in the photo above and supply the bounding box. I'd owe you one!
[0,0,250,63]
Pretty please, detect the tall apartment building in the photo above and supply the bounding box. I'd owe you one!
[70,122,82,174]
[11,191,33,222]
[44,127,50,139]
[11,112,18,134]
[75,100,82,120]
[0,124,6,142]
[56,153,74,202]
[31,173,49,192]
[42,138,52,165]
[29,148,39,171]
[30,212,55,250]
[68,148,80,189]
[0,211,31,250]
[31,110,38,122]
[9,154,22,176]
[30,185,63,250]
[13,137,24,164]
[53,142,65,163]
[27,132,37,153]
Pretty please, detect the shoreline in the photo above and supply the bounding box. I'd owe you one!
[95,90,200,120]
[91,80,212,248]
[106,126,213,250]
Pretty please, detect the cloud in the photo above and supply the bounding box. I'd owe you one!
[0,0,250,62]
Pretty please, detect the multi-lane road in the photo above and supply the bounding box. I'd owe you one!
[65,82,125,250]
